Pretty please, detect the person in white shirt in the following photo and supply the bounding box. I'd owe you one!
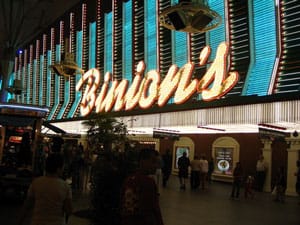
[18,153,72,225]
[199,155,209,190]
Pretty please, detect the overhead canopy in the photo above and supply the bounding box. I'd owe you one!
[42,121,66,134]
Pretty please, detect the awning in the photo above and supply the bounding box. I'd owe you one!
[42,121,66,134]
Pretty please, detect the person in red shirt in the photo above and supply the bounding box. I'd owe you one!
[120,148,164,225]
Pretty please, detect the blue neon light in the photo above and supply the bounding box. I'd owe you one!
[47,45,61,120]
[0,104,49,113]
[7,73,14,101]
[104,13,113,74]
[89,22,96,69]
[32,60,37,104]
[123,0,132,81]
[207,0,226,59]
[243,0,276,96]
[46,50,52,107]
[171,0,188,67]
[68,31,83,118]
[26,64,30,104]
[39,55,44,105]
[145,0,157,70]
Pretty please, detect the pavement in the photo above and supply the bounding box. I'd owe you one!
[1,175,299,225]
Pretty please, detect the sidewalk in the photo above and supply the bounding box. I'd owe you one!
[1,175,299,225]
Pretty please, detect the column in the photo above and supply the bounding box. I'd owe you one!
[0,126,6,162]
[261,138,272,192]
[285,136,300,196]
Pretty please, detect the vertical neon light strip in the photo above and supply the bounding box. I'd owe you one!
[55,21,66,119]
[7,57,17,101]
[41,34,47,106]
[48,44,61,119]
[46,50,51,107]
[74,3,87,117]
[123,0,132,81]
[145,0,157,70]
[47,28,55,119]
[207,0,226,59]
[89,22,96,69]
[18,52,22,102]
[29,45,33,104]
[243,0,277,96]
[58,21,71,119]
[39,54,43,105]
[68,31,82,118]
[104,12,113,74]
[96,0,102,70]
[32,59,37,104]
[169,0,188,104]
[23,49,28,103]
[35,39,40,105]
[171,0,187,67]
[63,12,76,119]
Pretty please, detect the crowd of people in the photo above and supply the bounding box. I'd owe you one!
[16,145,300,225]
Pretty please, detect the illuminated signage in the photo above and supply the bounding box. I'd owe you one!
[76,42,239,116]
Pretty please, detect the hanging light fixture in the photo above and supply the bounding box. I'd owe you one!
[159,0,221,33]
[50,38,84,78]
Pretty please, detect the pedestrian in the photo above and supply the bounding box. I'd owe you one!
[162,149,172,187]
[273,166,286,203]
[255,154,268,191]
[199,155,209,190]
[295,160,300,204]
[231,162,243,200]
[120,148,164,225]
[207,157,215,183]
[154,150,163,194]
[190,155,201,189]
[244,174,255,199]
[18,153,72,225]
[178,151,190,190]
[70,145,84,191]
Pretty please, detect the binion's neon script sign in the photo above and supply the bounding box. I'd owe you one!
[76,42,239,116]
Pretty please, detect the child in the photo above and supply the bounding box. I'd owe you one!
[244,175,255,199]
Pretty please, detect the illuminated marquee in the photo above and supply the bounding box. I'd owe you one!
[76,42,239,116]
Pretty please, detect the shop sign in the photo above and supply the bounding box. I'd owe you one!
[76,42,239,116]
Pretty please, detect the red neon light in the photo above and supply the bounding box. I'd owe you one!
[76,42,239,116]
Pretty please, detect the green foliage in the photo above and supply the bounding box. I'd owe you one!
[82,113,139,225]
[82,113,128,152]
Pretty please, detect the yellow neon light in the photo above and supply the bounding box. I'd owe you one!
[76,42,239,116]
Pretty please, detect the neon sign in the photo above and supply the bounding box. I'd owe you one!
[76,42,239,116]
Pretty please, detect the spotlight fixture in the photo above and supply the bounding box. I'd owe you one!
[159,0,221,33]
[50,52,84,78]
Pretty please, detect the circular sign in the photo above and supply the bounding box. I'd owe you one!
[217,159,230,171]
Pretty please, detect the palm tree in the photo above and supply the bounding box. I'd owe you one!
[82,112,128,152]
[81,113,138,225]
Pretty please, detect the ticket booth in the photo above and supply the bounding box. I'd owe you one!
[0,103,48,168]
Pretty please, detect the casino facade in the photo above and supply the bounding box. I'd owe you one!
[3,0,300,195]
